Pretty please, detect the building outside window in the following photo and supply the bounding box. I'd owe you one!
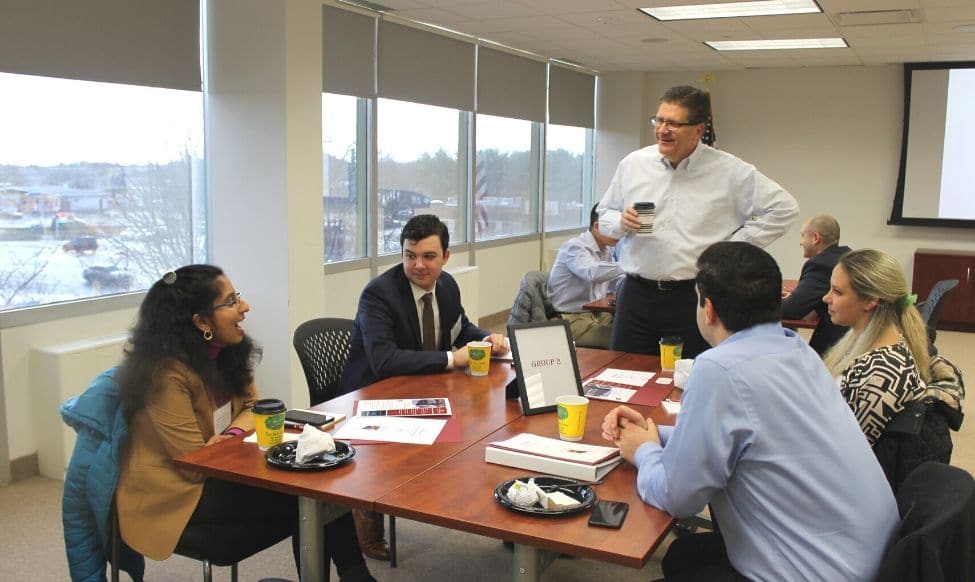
[323,92,368,263]
[0,73,205,310]
[377,98,469,254]
[474,114,538,241]
[544,123,593,232]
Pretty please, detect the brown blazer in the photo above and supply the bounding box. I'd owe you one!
[116,360,257,560]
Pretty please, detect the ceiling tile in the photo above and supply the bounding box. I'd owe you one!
[923,6,975,22]
[440,0,546,20]
[390,7,474,25]
[739,12,836,31]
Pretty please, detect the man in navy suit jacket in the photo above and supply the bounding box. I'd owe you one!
[341,214,508,394]
[782,215,851,354]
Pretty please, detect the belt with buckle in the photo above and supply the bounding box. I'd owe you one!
[627,274,695,291]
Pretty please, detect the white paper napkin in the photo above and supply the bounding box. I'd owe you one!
[295,423,336,463]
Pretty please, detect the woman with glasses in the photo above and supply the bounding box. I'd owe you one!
[115,264,375,581]
[823,249,956,491]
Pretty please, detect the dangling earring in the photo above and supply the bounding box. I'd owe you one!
[203,328,213,341]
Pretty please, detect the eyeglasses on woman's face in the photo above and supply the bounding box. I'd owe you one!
[213,292,242,310]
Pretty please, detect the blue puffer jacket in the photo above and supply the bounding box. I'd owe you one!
[60,367,144,582]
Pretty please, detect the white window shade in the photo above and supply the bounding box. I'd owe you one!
[323,5,376,98]
[379,20,475,111]
[477,47,546,123]
[0,0,200,90]
[549,65,595,128]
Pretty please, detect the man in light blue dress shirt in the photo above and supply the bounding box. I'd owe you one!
[602,242,898,581]
[547,204,624,348]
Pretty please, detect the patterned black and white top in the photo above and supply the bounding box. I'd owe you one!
[839,340,926,446]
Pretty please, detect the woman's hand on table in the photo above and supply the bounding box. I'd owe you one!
[205,434,234,447]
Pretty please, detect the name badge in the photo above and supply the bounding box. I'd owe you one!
[213,401,232,435]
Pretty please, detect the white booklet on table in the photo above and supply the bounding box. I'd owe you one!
[485,433,623,482]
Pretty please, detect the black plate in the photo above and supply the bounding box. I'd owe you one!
[265,440,356,471]
[494,476,596,516]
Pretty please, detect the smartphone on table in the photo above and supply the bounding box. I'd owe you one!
[588,500,629,529]
[284,409,334,429]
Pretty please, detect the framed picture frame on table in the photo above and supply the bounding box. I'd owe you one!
[507,320,584,415]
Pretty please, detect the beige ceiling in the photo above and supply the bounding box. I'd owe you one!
[369,0,975,71]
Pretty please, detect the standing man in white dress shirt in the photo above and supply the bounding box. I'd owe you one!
[597,85,799,357]
[547,204,625,348]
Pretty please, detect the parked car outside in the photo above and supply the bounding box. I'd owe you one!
[82,265,132,288]
[63,235,98,254]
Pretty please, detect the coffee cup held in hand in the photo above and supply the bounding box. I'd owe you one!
[632,202,655,237]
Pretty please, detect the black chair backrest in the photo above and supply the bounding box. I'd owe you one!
[875,461,975,581]
[920,279,959,346]
[293,318,354,406]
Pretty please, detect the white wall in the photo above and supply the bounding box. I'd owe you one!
[595,71,647,197]
[0,307,136,460]
[207,0,325,408]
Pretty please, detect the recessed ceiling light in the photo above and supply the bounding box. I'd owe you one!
[954,23,975,33]
[641,37,670,44]
[640,0,820,21]
[706,38,848,51]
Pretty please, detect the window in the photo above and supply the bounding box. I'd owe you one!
[377,98,469,254]
[323,93,368,263]
[474,114,538,240]
[0,73,205,311]
[544,124,593,232]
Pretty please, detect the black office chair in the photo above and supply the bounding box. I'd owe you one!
[110,498,292,582]
[875,461,975,581]
[292,317,398,567]
[292,317,354,406]
[919,279,959,352]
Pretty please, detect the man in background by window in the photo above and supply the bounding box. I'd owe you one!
[547,204,623,348]
[597,85,798,358]
[782,214,851,354]
[340,214,507,560]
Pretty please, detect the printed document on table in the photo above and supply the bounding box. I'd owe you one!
[592,368,655,387]
[333,416,447,445]
[583,379,636,403]
[356,398,452,417]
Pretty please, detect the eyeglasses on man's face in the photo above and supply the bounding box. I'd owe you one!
[214,292,242,310]
[649,116,701,130]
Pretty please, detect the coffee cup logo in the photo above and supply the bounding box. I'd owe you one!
[266,414,285,430]
[470,347,486,360]
[558,405,568,420]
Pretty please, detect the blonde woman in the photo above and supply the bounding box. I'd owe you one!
[822,249,961,491]
[824,249,930,443]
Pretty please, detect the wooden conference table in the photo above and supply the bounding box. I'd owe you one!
[175,349,676,581]
[582,279,820,330]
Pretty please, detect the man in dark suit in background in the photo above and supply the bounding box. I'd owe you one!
[341,213,507,394]
[782,214,851,354]
[340,214,507,559]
